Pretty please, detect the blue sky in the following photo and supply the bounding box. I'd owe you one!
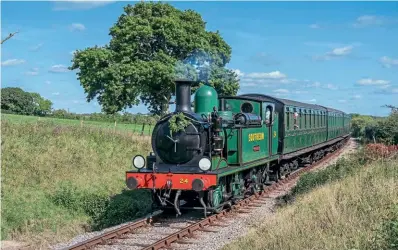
[1,1,397,116]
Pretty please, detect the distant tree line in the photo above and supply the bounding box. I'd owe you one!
[350,105,398,145]
[1,87,159,125]
[51,109,159,125]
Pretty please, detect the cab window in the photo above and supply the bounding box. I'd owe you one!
[265,108,271,123]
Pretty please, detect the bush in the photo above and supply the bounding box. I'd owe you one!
[365,143,398,160]
[92,190,152,230]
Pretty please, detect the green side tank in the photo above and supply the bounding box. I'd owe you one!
[194,84,218,116]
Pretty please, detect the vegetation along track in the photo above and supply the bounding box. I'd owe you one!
[63,138,350,250]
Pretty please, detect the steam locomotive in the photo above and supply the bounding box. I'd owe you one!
[126,80,351,216]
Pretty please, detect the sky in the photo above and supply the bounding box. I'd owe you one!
[1,1,397,116]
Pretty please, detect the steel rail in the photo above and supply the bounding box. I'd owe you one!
[64,210,163,250]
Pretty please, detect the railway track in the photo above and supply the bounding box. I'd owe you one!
[63,139,349,250]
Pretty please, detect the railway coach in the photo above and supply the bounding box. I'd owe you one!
[126,80,351,216]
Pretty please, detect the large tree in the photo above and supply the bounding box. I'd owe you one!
[1,87,53,116]
[1,87,35,115]
[70,2,239,115]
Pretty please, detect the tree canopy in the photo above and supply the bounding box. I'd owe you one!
[1,87,53,116]
[70,2,239,115]
[350,106,398,145]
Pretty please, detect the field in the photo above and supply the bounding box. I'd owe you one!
[1,118,153,248]
[2,113,154,135]
[223,155,398,250]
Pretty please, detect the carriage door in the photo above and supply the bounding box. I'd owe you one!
[263,103,276,157]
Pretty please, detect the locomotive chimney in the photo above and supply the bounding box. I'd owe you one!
[175,79,195,112]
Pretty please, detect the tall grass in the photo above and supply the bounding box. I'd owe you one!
[223,156,398,250]
[1,120,153,247]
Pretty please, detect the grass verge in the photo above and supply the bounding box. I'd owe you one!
[223,155,398,250]
[1,120,152,248]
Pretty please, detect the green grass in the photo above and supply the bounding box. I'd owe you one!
[1,120,153,248]
[223,154,398,250]
[2,113,154,135]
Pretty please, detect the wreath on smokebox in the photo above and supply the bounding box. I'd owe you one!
[168,112,190,136]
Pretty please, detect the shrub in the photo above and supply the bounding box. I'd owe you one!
[365,143,398,160]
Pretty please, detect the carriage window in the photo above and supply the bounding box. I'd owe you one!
[300,110,304,129]
[304,111,307,129]
[286,111,290,130]
[293,108,299,129]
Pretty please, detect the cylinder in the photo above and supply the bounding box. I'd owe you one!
[194,84,218,116]
[175,79,195,112]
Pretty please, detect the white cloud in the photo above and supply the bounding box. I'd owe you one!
[280,78,299,84]
[49,64,69,73]
[357,78,390,86]
[380,56,398,68]
[69,23,86,32]
[293,90,309,94]
[305,81,321,88]
[45,80,51,85]
[303,81,338,91]
[338,100,347,103]
[308,99,317,103]
[325,84,338,90]
[309,24,320,29]
[273,89,289,93]
[246,71,287,79]
[1,59,26,66]
[353,15,385,27]
[52,92,60,96]
[393,88,398,93]
[238,70,291,87]
[25,68,39,76]
[30,43,43,51]
[329,46,353,56]
[313,45,355,61]
[232,69,244,78]
[351,95,362,100]
[380,84,391,89]
[241,82,260,87]
[53,1,115,11]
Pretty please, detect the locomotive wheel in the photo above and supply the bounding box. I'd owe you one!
[270,170,280,182]
[212,204,224,214]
